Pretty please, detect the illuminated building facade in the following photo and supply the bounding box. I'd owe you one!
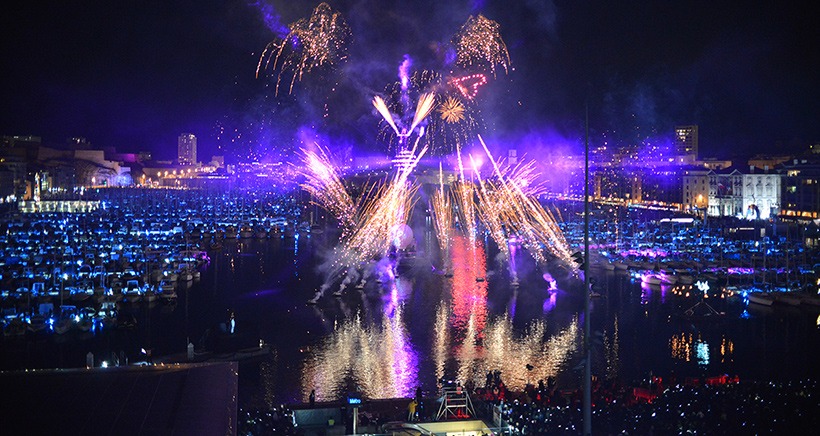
[674,125,698,161]
[178,133,197,166]
[780,159,820,220]
[706,166,782,219]
[741,167,780,220]
[708,168,743,217]
[682,168,710,214]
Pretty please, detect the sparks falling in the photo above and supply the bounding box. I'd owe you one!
[453,14,511,77]
[256,3,350,95]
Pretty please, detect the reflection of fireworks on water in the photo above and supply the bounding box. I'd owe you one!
[256,3,350,95]
[453,14,511,76]
[481,314,579,390]
[301,309,417,400]
[604,316,620,380]
[450,235,488,340]
[434,303,449,385]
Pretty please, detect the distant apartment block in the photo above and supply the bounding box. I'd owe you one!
[674,125,698,161]
[178,133,197,166]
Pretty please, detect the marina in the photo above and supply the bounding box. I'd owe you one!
[1,188,819,412]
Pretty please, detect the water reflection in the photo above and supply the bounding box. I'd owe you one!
[301,307,418,401]
[449,236,488,343]
[670,332,734,367]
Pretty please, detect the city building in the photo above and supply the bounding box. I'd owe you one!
[178,133,197,166]
[682,167,710,215]
[700,157,732,170]
[674,125,698,161]
[706,166,782,219]
[708,167,743,217]
[741,166,780,219]
[748,155,790,170]
[780,158,820,220]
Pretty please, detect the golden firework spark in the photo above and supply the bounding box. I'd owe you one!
[453,136,574,268]
[410,92,436,133]
[430,164,453,253]
[438,96,466,123]
[256,3,350,95]
[297,144,357,236]
[453,14,511,76]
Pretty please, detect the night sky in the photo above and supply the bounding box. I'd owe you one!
[2,1,817,161]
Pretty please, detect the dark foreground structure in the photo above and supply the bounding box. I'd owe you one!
[0,362,237,435]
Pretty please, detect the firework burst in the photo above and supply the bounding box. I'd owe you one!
[256,3,351,95]
[439,96,466,123]
[452,15,511,76]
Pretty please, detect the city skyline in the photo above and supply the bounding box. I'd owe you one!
[1,1,817,161]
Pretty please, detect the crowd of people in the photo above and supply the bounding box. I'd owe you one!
[498,377,819,434]
[236,373,819,434]
[238,406,297,436]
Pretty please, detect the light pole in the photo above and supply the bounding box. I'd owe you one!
[583,104,592,436]
[60,273,67,308]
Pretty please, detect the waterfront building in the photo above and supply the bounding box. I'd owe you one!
[674,125,698,161]
[178,133,197,166]
[706,166,782,219]
[708,167,743,217]
[780,158,820,220]
[741,166,780,219]
[682,167,710,215]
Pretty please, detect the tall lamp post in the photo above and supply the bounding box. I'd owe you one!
[583,105,592,435]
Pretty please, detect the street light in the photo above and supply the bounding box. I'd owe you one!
[583,104,591,436]
[60,272,68,308]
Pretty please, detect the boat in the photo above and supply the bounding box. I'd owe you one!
[69,286,93,303]
[613,260,629,271]
[641,273,662,286]
[159,279,175,292]
[748,292,776,306]
[3,316,27,337]
[53,315,74,335]
[658,272,678,285]
[27,314,49,334]
[159,286,177,302]
[143,287,158,304]
[778,292,804,307]
[76,308,94,332]
[177,263,194,282]
[123,280,143,303]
